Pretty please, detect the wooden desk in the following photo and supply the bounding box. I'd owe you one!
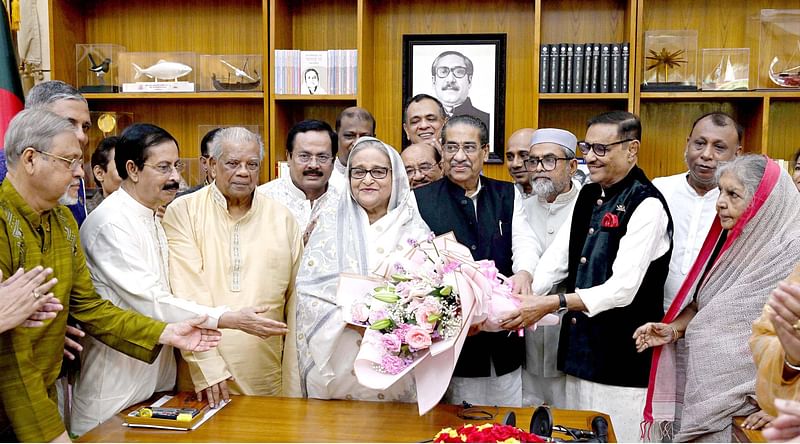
[78,396,616,442]
[733,417,766,443]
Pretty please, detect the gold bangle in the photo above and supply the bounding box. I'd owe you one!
[670,325,681,343]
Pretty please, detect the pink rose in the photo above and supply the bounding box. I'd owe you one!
[414,299,441,330]
[351,303,370,323]
[405,326,433,351]
[382,333,402,353]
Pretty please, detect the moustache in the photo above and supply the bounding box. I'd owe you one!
[303,169,323,177]
[442,82,460,91]
[162,182,180,191]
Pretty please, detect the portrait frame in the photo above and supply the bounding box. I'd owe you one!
[402,33,507,164]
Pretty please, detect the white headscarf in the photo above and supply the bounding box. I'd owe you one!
[295,136,430,398]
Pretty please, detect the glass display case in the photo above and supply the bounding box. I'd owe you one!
[118,52,197,92]
[76,44,125,93]
[701,48,750,90]
[642,30,698,91]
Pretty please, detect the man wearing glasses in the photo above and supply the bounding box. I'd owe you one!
[502,111,672,443]
[414,115,541,408]
[163,127,303,405]
[431,51,490,133]
[73,123,285,436]
[517,128,580,410]
[259,120,338,241]
[400,142,442,189]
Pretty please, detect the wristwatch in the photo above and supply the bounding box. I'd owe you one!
[556,292,568,314]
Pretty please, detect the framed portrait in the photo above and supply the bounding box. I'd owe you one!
[402,33,507,163]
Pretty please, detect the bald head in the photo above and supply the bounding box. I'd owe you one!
[336,106,376,163]
[401,143,443,189]
[506,128,536,191]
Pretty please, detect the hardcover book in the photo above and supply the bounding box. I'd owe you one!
[573,44,584,93]
[583,43,593,93]
[590,43,601,93]
[565,44,574,93]
[558,43,567,93]
[621,42,630,93]
[599,43,611,93]
[540,44,549,93]
[549,43,559,93]
[610,43,621,93]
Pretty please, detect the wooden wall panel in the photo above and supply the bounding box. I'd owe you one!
[541,0,631,44]
[767,100,800,162]
[367,0,536,181]
[287,1,357,50]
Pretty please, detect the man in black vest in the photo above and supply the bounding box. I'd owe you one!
[414,115,541,407]
[501,111,672,442]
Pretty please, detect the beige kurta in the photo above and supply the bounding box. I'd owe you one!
[162,184,303,397]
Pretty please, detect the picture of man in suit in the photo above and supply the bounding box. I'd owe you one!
[431,51,490,134]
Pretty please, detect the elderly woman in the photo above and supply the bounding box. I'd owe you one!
[634,155,800,442]
[295,136,431,401]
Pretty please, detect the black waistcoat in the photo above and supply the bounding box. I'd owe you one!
[414,177,525,377]
[559,166,672,388]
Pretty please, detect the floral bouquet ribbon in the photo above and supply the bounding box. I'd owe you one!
[338,232,557,415]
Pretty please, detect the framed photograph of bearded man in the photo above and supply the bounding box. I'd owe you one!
[402,33,507,163]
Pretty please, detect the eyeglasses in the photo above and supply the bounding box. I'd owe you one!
[405,163,438,176]
[32,148,82,171]
[350,167,390,180]
[143,161,185,175]
[435,66,468,79]
[293,153,333,165]
[222,159,260,172]
[443,143,482,155]
[524,156,571,172]
[577,139,634,157]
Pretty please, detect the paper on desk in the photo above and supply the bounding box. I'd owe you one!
[123,396,230,431]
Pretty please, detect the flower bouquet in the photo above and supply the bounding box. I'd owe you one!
[434,423,546,443]
[337,232,558,415]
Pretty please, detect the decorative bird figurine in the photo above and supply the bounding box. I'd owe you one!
[88,53,111,75]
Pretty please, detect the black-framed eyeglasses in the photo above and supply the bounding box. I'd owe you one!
[350,167,389,180]
[32,148,82,171]
[405,163,438,176]
[293,153,333,165]
[435,66,468,79]
[577,139,634,157]
[443,143,482,155]
[143,160,186,175]
[524,155,571,172]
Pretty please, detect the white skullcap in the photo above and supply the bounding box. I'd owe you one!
[530,128,578,157]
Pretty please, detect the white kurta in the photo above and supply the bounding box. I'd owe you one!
[257,176,336,231]
[517,182,580,407]
[653,172,718,311]
[533,194,670,442]
[162,184,303,397]
[328,157,347,192]
[71,188,227,436]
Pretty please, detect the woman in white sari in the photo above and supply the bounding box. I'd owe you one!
[295,137,431,401]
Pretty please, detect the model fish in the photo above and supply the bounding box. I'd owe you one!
[132,60,192,81]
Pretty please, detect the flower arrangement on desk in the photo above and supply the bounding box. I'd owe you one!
[434,423,546,443]
[339,232,552,415]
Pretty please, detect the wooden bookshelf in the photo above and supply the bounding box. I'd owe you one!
[47,0,800,183]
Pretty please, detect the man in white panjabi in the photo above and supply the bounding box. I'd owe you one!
[652,111,741,311]
[329,107,375,191]
[518,128,581,408]
[72,124,288,435]
[258,119,338,236]
[296,137,430,402]
[163,127,303,404]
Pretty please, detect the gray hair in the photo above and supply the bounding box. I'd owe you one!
[208,127,264,161]
[716,154,767,201]
[4,109,75,167]
[25,80,87,110]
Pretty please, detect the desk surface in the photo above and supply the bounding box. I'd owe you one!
[77,396,616,443]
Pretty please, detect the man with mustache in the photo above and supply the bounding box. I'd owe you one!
[506,128,536,196]
[0,109,222,443]
[414,115,541,407]
[403,93,446,149]
[72,124,287,436]
[259,120,338,241]
[431,51,490,134]
[502,111,672,442]
[653,112,741,311]
[163,127,303,404]
[401,142,442,189]
[329,107,375,191]
[517,128,580,409]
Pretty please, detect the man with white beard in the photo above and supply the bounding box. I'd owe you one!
[518,128,580,408]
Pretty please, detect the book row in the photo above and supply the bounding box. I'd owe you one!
[539,43,630,94]
[274,49,358,95]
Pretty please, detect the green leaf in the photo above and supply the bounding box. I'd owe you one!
[439,285,452,296]
[391,274,412,282]
[427,313,442,323]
